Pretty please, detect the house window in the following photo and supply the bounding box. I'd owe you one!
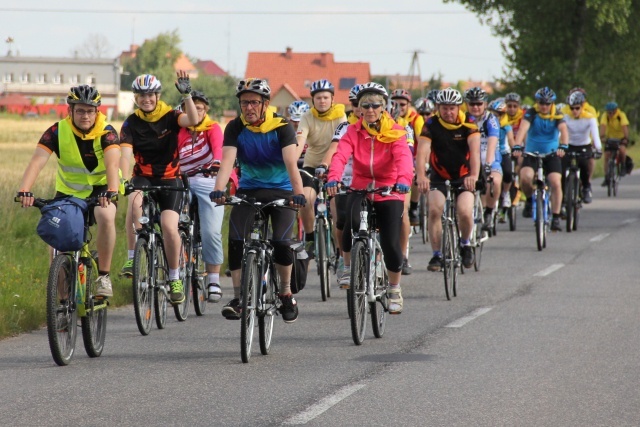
[20,73,30,83]
[36,73,46,84]
[2,73,13,83]
[69,74,79,84]
[339,78,356,90]
[52,74,63,84]
[86,75,96,85]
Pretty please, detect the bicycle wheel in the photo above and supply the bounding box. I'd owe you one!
[173,230,191,321]
[474,220,484,272]
[509,185,519,231]
[191,239,207,316]
[81,255,107,358]
[349,240,367,345]
[420,193,429,244]
[327,231,337,299]
[46,254,78,366]
[565,174,575,233]
[613,162,620,197]
[535,191,545,251]
[240,252,258,363]
[443,221,455,301]
[573,180,581,231]
[133,237,154,336]
[452,219,460,297]
[259,263,277,355]
[154,240,168,330]
[607,160,615,197]
[370,246,387,339]
[317,218,330,302]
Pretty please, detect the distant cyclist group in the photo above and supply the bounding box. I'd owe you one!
[15,70,634,363]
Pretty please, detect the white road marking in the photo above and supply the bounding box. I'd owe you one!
[533,263,565,277]
[622,218,638,225]
[282,383,366,425]
[445,307,493,328]
[590,233,610,242]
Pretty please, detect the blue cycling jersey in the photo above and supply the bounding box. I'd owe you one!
[498,124,512,154]
[476,111,501,164]
[523,108,564,154]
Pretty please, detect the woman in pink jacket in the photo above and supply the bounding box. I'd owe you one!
[326,82,413,314]
[177,91,225,302]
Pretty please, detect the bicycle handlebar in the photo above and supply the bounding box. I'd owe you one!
[14,194,117,209]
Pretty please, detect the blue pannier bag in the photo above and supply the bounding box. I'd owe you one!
[36,196,88,252]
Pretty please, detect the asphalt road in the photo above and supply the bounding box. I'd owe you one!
[1,174,639,427]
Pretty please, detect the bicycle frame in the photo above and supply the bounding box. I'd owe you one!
[529,152,552,226]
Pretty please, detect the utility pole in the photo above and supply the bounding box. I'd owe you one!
[407,50,423,95]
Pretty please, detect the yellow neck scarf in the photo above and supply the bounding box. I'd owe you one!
[361,111,406,143]
[188,115,218,132]
[498,113,509,127]
[347,112,359,125]
[64,111,110,140]
[241,108,287,133]
[534,103,564,120]
[134,100,174,123]
[437,111,478,131]
[507,108,524,126]
[311,103,345,121]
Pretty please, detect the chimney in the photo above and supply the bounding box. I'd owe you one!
[320,52,327,68]
[285,47,292,59]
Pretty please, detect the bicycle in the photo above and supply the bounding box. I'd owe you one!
[563,149,591,232]
[343,184,393,345]
[441,180,463,300]
[418,192,429,244]
[17,196,110,366]
[180,167,221,316]
[527,152,553,251]
[470,183,488,272]
[502,156,520,231]
[604,139,622,197]
[125,181,188,335]
[223,195,297,363]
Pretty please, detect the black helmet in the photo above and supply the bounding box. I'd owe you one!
[67,85,101,107]
[186,90,209,105]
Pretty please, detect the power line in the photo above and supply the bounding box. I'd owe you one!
[0,8,471,15]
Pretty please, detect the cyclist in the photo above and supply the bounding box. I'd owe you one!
[210,78,305,323]
[389,88,421,275]
[513,87,568,232]
[296,80,346,256]
[465,87,502,231]
[177,90,225,302]
[287,100,310,168]
[326,82,412,314]
[17,85,121,298]
[415,87,480,271]
[119,72,199,304]
[561,91,602,204]
[561,87,597,116]
[600,101,630,185]
[505,92,525,137]
[409,96,436,225]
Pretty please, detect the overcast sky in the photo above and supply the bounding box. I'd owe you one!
[2,0,505,83]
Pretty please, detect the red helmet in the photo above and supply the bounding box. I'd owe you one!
[390,89,412,102]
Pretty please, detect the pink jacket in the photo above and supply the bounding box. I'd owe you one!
[327,119,413,202]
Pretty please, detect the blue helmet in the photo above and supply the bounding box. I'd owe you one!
[489,97,507,114]
[348,84,362,102]
[287,100,310,122]
[534,87,556,103]
[605,101,618,112]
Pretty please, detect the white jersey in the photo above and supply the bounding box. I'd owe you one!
[563,115,602,150]
[332,121,353,186]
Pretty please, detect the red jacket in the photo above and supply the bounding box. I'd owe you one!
[328,118,413,202]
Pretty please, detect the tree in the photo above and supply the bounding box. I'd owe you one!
[75,33,112,59]
[445,0,640,124]
[190,74,238,119]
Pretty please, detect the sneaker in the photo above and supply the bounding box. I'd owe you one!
[401,258,412,275]
[120,259,133,277]
[304,240,315,259]
[207,284,222,303]
[95,274,113,297]
[482,212,492,231]
[601,178,609,187]
[339,269,351,289]
[427,255,443,272]
[551,217,562,231]
[408,208,419,225]
[523,198,533,218]
[168,279,185,304]
[582,187,593,204]
[461,245,474,269]
[221,298,241,320]
[501,195,512,208]
[387,287,403,314]
[279,294,299,323]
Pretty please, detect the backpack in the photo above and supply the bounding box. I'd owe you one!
[36,196,88,252]
[290,243,310,294]
[625,155,634,175]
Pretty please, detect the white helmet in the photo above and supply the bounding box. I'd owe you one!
[357,82,389,102]
[287,100,310,122]
[436,87,463,105]
[132,74,162,94]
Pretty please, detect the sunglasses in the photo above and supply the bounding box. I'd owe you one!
[538,102,551,106]
[570,106,582,111]
[361,103,383,110]
[396,102,408,107]
[468,102,484,107]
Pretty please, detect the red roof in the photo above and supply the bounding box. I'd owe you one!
[245,48,370,105]
[195,60,227,77]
